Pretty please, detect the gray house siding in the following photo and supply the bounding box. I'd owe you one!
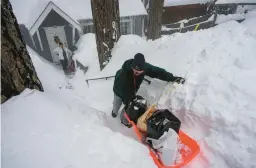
[39,9,78,50]
[133,15,145,36]
[216,3,256,15]
[79,15,147,37]
[32,33,41,55]
[75,29,80,44]
[19,24,36,50]
[32,30,53,62]
[64,25,73,50]
[40,28,53,62]
[32,9,80,63]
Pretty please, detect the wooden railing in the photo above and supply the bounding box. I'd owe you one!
[161,14,215,35]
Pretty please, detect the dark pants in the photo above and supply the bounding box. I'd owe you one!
[60,59,68,74]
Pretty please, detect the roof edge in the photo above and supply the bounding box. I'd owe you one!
[29,1,81,35]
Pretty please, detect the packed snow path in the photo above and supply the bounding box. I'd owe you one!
[2,16,256,168]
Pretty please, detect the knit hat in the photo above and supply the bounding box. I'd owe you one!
[132,53,145,71]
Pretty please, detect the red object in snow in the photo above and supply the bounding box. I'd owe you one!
[124,113,200,168]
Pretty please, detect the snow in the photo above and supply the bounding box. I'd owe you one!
[216,9,256,24]
[216,13,246,24]
[10,0,147,28]
[86,34,147,79]
[2,13,256,168]
[164,0,212,7]
[216,0,256,4]
[81,17,256,168]
[148,129,180,165]
[236,5,256,13]
[241,16,256,36]
[2,47,155,168]
[53,0,147,21]
[119,0,147,17]
[73,34,100,77]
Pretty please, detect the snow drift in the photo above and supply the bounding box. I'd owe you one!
[73,33,100,77]
[1,48,155,168]
[2,16,256,168]
[81,19,256,168]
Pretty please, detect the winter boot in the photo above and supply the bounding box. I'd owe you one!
[112,110,117,118]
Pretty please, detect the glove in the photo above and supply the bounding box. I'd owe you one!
[123,102,130,110]
[174,77,185,84]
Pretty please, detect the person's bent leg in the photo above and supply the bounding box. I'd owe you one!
[60,60,66,74]
[112,94,123,118]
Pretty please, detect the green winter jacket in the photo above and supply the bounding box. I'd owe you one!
[113,59,176,105]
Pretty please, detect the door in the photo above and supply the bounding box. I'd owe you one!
[44,26,68,64]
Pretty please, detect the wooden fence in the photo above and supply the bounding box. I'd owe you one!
[161,14,215,35]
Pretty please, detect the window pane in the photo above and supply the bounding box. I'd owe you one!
[121,21,130,35]
[83,25,94,34]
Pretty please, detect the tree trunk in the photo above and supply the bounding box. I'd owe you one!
[91,0,121,70]
[1,0,43,104]
[147,0,164,40]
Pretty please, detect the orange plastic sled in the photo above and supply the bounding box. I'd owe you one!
[124,113,200,168]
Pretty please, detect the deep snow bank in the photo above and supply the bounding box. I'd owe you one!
[73,34,147,78]
[83,19,256,168]
[216,10,256,24]
[1,48,156,168]
[2,16,256,168]
[1,89,155,168]
[73,33,100,77]
[152,21,256,168]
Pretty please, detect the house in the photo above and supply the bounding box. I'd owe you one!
[215,0,256,15]
[160,0,256,36]
[27,1,81,64]
[78,0,147,36]
[162,0,214,24]
[140,0,214,25]
[17,0,147,64]
[19,24,36,51]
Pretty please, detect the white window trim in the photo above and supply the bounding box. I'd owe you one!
[30,32,36,49]
[36,30,44,51]
[130,18,133,34]
[72,26,75,45]
[142,18,145,36]
[120,19,133,34]
[80,22,93,27]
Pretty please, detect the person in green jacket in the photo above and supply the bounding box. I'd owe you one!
[112,53,185,127]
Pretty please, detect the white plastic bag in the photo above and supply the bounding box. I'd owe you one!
[147,129,180,165]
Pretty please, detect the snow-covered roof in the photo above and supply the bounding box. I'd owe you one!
[57,0,147,21]
[11,0,147,29]
[164,0,213,7]
[216,0,256,4]
[29,1,82,35]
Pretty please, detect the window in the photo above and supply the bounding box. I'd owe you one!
[120,21,131,35]
[83,24,95,34]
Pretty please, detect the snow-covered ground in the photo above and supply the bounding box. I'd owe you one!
[2,16,256,168]
[216,9,256,24]
[73,33,100,77]
[1,47,155,168]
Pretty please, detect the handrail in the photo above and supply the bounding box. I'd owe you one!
[85,76,151,86]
